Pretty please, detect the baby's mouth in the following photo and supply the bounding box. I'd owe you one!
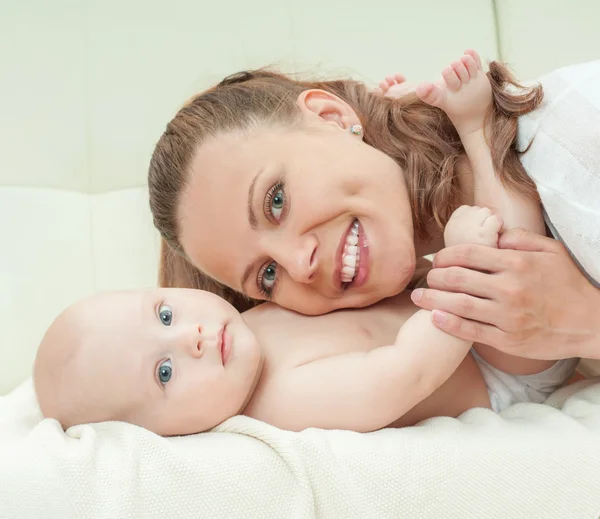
[219,326,226,364]
[220,325,233,366]
[341,220,360,284]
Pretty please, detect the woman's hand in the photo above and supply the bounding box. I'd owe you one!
[410,228,600,360]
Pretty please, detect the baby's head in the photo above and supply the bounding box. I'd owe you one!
[34,288,262,435]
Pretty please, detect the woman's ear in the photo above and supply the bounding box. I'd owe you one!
[296,89,361,130]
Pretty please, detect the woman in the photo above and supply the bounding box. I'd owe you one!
[148,57,600,362]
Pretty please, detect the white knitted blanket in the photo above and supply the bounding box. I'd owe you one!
[1,378,600,519]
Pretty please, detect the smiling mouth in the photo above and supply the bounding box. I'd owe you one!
[341,220,360,283]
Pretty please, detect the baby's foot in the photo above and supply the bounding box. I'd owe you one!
[444,205,503,249]
[375,73,415,98]
[416,50,492,136]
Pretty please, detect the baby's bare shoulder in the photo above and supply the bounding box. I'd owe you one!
[247,292,418,370]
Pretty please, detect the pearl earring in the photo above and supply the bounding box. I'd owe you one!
[350,124,363,136]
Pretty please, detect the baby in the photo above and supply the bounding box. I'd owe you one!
[34,51,579,436]
[34,286,488,435]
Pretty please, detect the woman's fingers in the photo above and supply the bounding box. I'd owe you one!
[498,227,561,253]
[426,266,500,298]
[411,287,498,324]
[429,310,506,347]
[433,244,510,272]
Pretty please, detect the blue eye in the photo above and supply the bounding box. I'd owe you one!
[159,304,172,326]
[157,359,172,385]
[259,262,278,296]
[264,182,287,223]
[270,189,285,221]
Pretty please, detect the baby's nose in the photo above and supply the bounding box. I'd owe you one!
[190,326,204,357]
[196,326,202,349]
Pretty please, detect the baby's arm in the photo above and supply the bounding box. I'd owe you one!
[417,50,545,235]
[417,51,553,374]
[252,311,472,433]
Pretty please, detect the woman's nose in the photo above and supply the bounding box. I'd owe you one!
[273,234,318,284]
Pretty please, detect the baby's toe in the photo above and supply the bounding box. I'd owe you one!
[393,73,406,84]
[379,80,390,93]
[452,60,469,82]
[442,66,461,90]
[461,55,478,77]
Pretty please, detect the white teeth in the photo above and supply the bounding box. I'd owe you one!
[343,255,357,268]
[341,221,361,283]
[342,266,355,277]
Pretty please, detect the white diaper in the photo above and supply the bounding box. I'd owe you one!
[471,350,579,412]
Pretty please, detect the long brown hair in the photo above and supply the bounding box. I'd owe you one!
[149,63,542,311]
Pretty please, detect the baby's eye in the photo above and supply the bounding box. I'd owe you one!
[158,304,173,326]
[157,359,172,385]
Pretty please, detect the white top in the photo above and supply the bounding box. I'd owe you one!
[517,60,600,286]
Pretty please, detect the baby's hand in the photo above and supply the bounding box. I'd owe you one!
[416,50,492,137]
[444,205,503,249]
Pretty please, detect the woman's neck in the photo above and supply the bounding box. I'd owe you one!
[414,155,475,257]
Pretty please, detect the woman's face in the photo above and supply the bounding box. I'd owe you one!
[178,92,417,315]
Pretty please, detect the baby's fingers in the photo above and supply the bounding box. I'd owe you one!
[483,214,504,234]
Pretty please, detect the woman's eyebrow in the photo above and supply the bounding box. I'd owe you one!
[241,167,268,295]
[240,259,260,295]
[247,167,266,230]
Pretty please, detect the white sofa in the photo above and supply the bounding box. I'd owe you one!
[2,1,600,517]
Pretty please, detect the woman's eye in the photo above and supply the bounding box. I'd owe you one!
[264,182,286,223]
[261,262,278,292]
[158,304,173,326]
[157,359,172,385]
[270,188,285,221]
